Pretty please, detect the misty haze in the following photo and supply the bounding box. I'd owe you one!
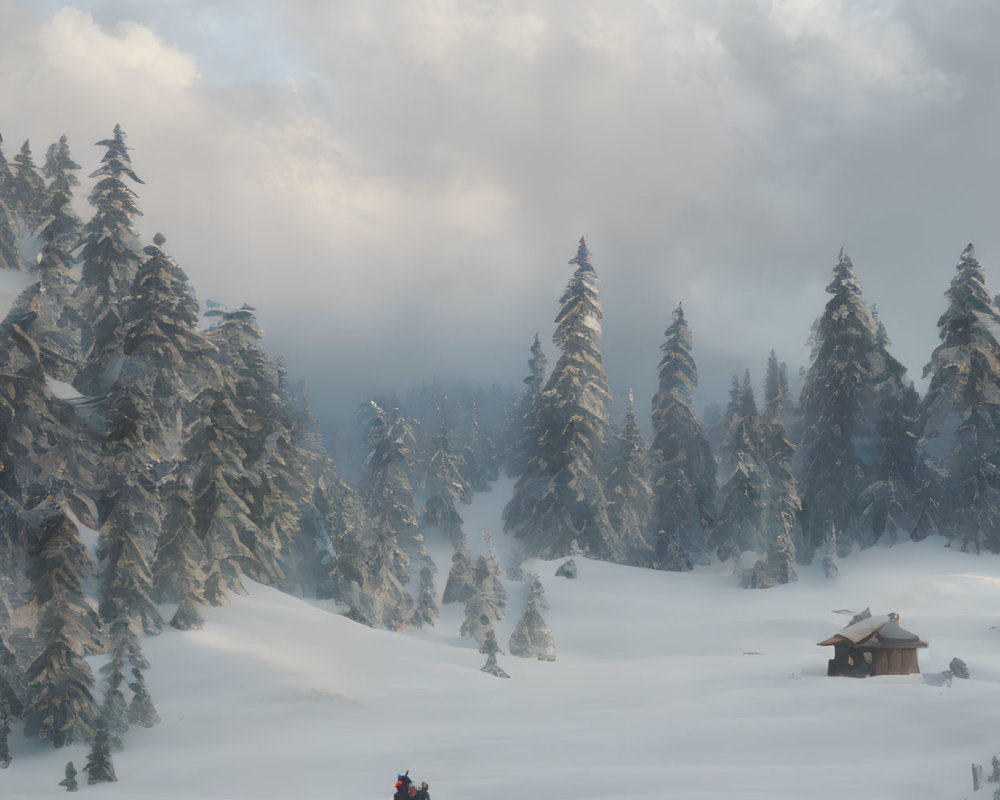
[2,2,1000,799]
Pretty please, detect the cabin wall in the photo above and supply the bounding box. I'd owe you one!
[872,647,920,676]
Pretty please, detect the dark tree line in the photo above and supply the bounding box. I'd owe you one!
[502,238,1000,584]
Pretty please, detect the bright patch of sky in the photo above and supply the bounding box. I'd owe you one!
[18,1,312,87]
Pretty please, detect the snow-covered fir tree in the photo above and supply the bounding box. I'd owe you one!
[508,574,556,660]
[420,405,471,545]
[504,237,617,560]
[0,133,12,195]
[127,667,160,728]
[603,390,654,566]
[74,126,145,376]
[798,248,914,559]
[23,511,101,747]
[42,135,82,251]
[479,628,510,678]
[0,712,11,769]
[919,244,1000,552]
[359,400,424,578]
[97,670,129,751]
[460,396,499,491]
[10,140,46,231]
[411,564,440,628]
[460,548,506,646]
[650,303,716,569]
[23,177,84,380]
[355,401,420,628]
[152,472,205,629]
[442,532,476,604]
[59,761,78,791]
[506,333,547,478]
[82,715,116,785]
[711,372,770,561]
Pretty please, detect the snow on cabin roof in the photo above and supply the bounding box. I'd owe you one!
[817,614,927,648]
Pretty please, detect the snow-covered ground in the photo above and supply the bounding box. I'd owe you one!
[4,479,999,799]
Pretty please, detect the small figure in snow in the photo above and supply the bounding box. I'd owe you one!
[393,770,412,800]
[414,780,431,800]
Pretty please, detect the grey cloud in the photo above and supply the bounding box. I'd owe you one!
[4,0,999,441]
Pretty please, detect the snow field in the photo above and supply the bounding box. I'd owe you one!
[3,485,1000,799]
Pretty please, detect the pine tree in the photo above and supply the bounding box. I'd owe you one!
[411,565,440,628]
[23,178,84,379]
[420,405,471,544]
[83,716,116,784]
[479,628,510,678]
[0,713,10,769]
[11,140,46,229]
[919,244,1000,552]
[509,575,556,660]
[650,304,716,568]
[58,761,78,791]
[798,248,913,559]
[506,334,547,478]
[442,532,476,604]
[712,372,769,561]
[100,243,221,632]
[74,125,145,369]
[603,390,654,565]
[42,135,82,252]
[504,237,616,559]
[153,473,205,629]
[127,667,160,728]
[0,132,12,196]
[358,400,423,581]
[98,671,129,751]
[23,511,100,747]
[460,549,506,646]
[461,396,499,491]
[0,605,21,737]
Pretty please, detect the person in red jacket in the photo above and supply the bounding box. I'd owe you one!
[393,770,412,800]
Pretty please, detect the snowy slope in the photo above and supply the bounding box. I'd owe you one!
[3,477,1000,800]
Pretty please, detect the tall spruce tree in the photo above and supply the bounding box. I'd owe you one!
[11,140,46,231]
[99,243,218,637]
[649,303,716,569]
[919,244,1000,552]
[508,574,556,661]
[354,401,419,628]
[82,715,116,784]
[603,390,654,565]
[0,135,26,270]
[420,406,471,545]
[503,237,617,559]
[442,532,476,604]
[798,248,913,559]
[42,135,82,251]
[712,373,770,561]
[74,125,144,372]
[460,549,506,646]
[23,511,100,747]
[506,334,547,478]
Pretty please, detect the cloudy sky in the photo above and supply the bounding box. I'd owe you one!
[3,0,999,441]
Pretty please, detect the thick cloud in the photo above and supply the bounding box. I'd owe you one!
[1,1,996,441]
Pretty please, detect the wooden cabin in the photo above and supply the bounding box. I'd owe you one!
[817,610,927,677]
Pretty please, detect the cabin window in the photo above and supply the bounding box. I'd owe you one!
[847,655,854,666]
[863,652,872,664]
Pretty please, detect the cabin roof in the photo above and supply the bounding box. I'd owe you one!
[817,613,928,649]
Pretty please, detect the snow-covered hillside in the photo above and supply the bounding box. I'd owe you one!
[3,480,999,800]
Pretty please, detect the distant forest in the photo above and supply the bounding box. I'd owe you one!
[1,126,998,772]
